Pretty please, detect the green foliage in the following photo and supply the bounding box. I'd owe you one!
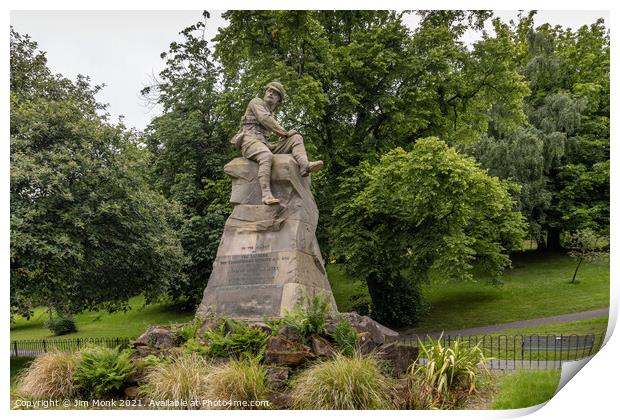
[10,28,186,318]
[204,357,269,409]
[174,319,201,345]
[182,338,210,356]
[73,346,135,398]
[410,336,488,405]
[332,138,526,325]
[290,352,394,409]
[475,16,609,248]
[563,229,609,284]
[44,316,77,336]
[142,16,232,307]
[331,319,359,356]
[283,293,332,338]
[135,354,171,369]
[202,319,269,358]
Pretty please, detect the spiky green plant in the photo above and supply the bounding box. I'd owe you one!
[283,293,332,338]
[411,335,488,399]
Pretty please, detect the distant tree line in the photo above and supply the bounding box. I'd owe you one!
[10,10,609,325]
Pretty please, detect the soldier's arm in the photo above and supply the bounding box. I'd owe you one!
[249,98,289,137]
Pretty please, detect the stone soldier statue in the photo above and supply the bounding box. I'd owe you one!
[230,81,323,205]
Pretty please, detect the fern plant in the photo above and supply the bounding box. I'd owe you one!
[283,293,332,338]
[202,318,269,358]
[73,346,135,398]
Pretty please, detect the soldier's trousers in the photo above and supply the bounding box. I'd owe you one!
[241,134,306,179]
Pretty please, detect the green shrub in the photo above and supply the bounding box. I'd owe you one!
[182,338,210,355]
[410,336,488,407]
[73,346,135,398]
[290,353,394,409]
[44,316,77,336]
[283,293,332,338]
[205,357,269,409]
[203,319,269,358]
[331,319,359,356]
[15,351,77,399]
[174,319,201,345]
[134,354,171,370]
[141,352,212,409]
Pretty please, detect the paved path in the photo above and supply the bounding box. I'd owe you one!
[397,307,609,338]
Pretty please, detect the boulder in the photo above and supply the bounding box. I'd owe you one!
[265,366,290,389]
[378,343,419,376]
[268,390,292,409]
[264,336,313,366]
[358,332,378,355]
[337,312,399,345]
[124,386,140,398]
[133,326,175,349]
[310,335,337,358]
[278,324,303,343]
[198,318,221,337]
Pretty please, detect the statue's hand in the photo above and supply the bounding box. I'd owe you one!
[286,129,298,137]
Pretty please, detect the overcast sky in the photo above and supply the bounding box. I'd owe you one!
[10,10,610,132]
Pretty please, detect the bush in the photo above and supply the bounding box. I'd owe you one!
[182,337,210,355]
[204,357,269,409]
[174,319,201,345]
[409,336,488,407]
[141,352,212,409]
[44,316,77,336]
[203,319,269,358]
[73,346,135,398]
[290,353,394,409]
[283,293,332,338]
[331,319,359,356]
[15,351,77,399]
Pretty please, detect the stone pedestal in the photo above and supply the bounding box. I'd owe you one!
[196,155,337,320]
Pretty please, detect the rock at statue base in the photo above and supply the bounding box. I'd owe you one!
[196,155,337,320]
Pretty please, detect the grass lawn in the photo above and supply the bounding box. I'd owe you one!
[10,296,194,341]
[329,251,609,331]
[490,370,561,409]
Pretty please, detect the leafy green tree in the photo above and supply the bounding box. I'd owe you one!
[332,138,526,325]
[473,14,609,249]
[563,229,609,284]
[142,14,233,307]
[10,28,186,319]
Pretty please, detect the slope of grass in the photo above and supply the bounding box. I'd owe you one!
[490,370,561,409]
[10,296,194,341]
[328,252,609,331]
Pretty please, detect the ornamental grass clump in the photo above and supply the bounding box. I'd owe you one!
[15,351,77,399]
[409,335,488,408]
[141,352,212,408]
[73,346,135,398]
[204,357,269,409]
[290,352,394,409]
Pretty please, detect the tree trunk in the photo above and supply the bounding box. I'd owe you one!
[571,257,583,284]
[539,228,563,251]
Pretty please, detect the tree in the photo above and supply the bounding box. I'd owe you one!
[332,138,526,325]
[142,14,233,307]
[474,14,609,249]
[563,229,609,284]
[10,28,186,319]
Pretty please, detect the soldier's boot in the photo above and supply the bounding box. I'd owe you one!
[291,142,323,177]
[258,174,279,205]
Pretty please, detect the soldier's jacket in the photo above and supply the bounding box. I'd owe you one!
[230,97,288,150]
